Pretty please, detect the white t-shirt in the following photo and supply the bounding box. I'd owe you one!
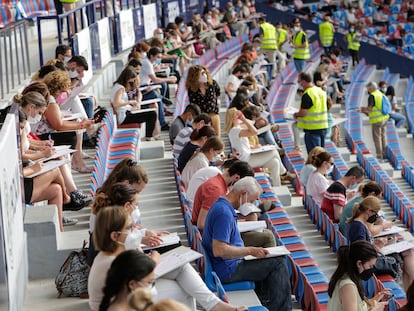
[306,171,330,205]
[226,74,241,100]
[186,167,222,204]
[88,253,116,311]
[110,83,131,124]
[181,152,210,188]
[228,127,251,162]
[140,57,155,86]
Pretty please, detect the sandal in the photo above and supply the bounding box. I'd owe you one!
[72,165,93,173]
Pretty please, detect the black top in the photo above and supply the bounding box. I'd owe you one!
[188,80,220,114]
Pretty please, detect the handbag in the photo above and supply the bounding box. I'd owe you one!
[374,254,402,279]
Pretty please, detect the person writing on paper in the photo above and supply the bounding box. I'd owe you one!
[111,66,158,141]
[347,196,414,290]
[32,70,95,173]
[321,165,365,223]
[327,240,389,311]
[18,110,69,232]
[202,177,292,310]
[192,160,276,248]
[88,205,245,311]
[306,151,333,205]
[181,136,224,188]
[339,181,382,237]
[225,107,294,186]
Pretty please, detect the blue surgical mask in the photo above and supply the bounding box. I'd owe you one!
[349,182,359,191]
[249,90,256,97]
[154,58,161,65]
[186,119,193,127]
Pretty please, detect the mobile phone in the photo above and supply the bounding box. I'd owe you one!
[380,293,394,302]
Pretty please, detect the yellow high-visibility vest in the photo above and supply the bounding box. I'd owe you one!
[297,86,328,130]
[260,22,277,50]
[293,30,310,60]
[276,28,287,49]
[319,21,334,46]
[368,89,390,124]
[346,32,360,51]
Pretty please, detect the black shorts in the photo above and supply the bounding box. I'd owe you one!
[24,177,33,203]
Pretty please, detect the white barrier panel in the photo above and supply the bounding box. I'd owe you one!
[0,114,24,311]
[143,3,158,40]
[167,1,180,23]
[119,9,135,51]
[74,27,93,85]
[98,18,111,68]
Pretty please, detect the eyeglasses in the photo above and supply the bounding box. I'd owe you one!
[327,161,334,166]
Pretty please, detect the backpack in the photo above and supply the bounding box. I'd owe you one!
[55,242,89,297]
[381,95,392,115]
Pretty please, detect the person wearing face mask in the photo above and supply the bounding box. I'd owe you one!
[169,104,201,145]
[321,165,365,223]
[89,205,246,311]
[181,136,224,188]
[100,251,191,311]
[306,151,333,205]
[346,23,361,67]
[55,44,72,64]
[111,66,157,141]
[32,70,95,173]
[224,65,249,101]
[327,240,388,311]
[192,159,276,248]
[319,14,335,54]
[347,196,414,290]
[339,181,385,237]
[202,177,292,310]
[292,20,310,73]
[186,65,221,135]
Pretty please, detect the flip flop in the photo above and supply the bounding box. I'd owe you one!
[72,165,93,173]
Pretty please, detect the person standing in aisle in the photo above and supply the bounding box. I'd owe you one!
[258,17,278,78]
[292,19,310,73]
[319,14,335,54]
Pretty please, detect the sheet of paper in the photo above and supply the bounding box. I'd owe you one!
[284,106,299,120]
[244,246,290,260]
[26,159,69,178]
[141,232,180,250]
[62,112,84,121]
[130,108,158,114]
[237,203,261,216]
[68,85,85,100]
[380,241,414,255]
[238,221,266,233]
[154,246,203,278]
[250,145,277,154]
[373,226,406,238]
[34,147,76,163]
[331,117,347,127]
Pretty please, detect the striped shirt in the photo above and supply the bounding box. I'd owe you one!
[321,181,346,222]
[172,127,193,158]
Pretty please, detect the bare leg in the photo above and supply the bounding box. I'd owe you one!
[402,250,414,290]
[149,103,160,137]
[72,132,91,172]
[31,178,64,232]
[59,164,77,193]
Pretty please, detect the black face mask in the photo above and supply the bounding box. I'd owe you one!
[367,213,378,224]
[359,267,375,281]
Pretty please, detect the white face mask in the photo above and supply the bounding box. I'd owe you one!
[157,33,164,40]
[326,164,334,176]
[64,56,71,63]
[28,114,42,124]
[121,228,142,250]
[69,69,78,79]
[131,207,141,224]
[294,26,300,32]
[144,284,158,297]
[199,73,208,83]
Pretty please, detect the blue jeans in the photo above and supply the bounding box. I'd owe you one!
[224,256,292,310]
[258,130,277,146]
[142,90,166,126]
[304,129,326,153]
[293,58,306,73]
[389,112,406,128]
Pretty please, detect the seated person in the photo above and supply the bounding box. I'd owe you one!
[225,65,249,100]
[306,151,333,205]
[202,177,292,310]
[321,165,365,223]
[169,104,201,145]
[172,114,211,158]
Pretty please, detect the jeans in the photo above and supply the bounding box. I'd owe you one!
[304,129,327,153]
[258,130,277,146]
[224,256,292,310]
[293,58,306,73]
[389,112,406,128]
[143,90,166,126]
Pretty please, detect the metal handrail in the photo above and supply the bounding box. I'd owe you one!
[0,20,30,101]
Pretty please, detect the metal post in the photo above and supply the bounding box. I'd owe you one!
[37,16,44,66]
[13,25,21,86]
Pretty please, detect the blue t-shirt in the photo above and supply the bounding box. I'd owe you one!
[339,196,362,237]
[202,197,244,280]
[347,220,372,244]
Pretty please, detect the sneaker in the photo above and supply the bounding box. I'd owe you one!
[71,190,92,202]
[161,123,170,131]
[63,216,78,226]
[281,172,296,182]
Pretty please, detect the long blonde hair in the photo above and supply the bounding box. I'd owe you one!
[224,107,239,133]
[347,196,381,223]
